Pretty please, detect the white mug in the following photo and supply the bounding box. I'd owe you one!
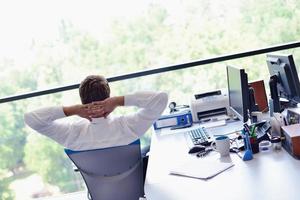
[211,135,230,157]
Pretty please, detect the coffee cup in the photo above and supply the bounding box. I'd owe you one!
[211,135,230,157]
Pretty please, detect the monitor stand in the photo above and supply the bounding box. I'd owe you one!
[268,75,297,114]
[269,75,282,113]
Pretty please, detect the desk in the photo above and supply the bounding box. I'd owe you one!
[144,122,300,200]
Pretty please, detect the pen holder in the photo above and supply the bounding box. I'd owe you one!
[249,136,259,154]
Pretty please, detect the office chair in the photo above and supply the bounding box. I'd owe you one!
[65,140,145,200]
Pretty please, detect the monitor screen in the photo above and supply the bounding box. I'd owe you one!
[267,54,300,103]
[227,65,249,123]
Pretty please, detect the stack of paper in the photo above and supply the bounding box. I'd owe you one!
[170,160,234,180]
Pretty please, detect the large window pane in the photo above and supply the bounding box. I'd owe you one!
[1,0,300,96]
[1,47,300,199]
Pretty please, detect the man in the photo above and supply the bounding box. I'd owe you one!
[24,75,168,151]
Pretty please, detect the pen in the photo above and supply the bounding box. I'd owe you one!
[250,124,256,137]
[243,124,251,134]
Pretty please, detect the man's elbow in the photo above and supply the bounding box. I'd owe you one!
[24,112,37,130]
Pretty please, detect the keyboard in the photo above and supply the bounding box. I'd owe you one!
[187,127,213,146]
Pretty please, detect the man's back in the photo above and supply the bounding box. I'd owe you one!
[24,91,168,150]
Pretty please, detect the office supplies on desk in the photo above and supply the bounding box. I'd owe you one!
[250,124,256,137]
[169,159,234,180]
[249,136,259,154]
[196,148,213,158]
[228,134,244,150]
[148,117,300,200]
[188,145,205,154]
[190,90,229,123]
[201,119,226,128]
[230,147,243,159]
[168,102,189,113]
[249,80,269,112]
[245,124,259,153]
[207,120,243,136]
[185,127,213,147]
[242,129,253,161]
[270,136,282,150]
[255,121,271,139]
[259,140,272,152]
[286,108,300,125]
[170,123,192,130]
[270,113,285,137]
[153,110,192,130]
[281,124,300,159]
[210,135,230,157]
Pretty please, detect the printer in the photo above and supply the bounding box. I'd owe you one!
[190,90,230,122]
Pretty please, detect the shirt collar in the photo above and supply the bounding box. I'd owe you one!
[91,117,109,124]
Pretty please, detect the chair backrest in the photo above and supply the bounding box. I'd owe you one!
[65,140,144,200]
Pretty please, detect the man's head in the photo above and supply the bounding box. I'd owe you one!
[79,75,110,104]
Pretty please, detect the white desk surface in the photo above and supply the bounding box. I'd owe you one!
[144,121,300,200]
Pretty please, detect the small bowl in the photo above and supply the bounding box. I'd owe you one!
[259,140,272,152]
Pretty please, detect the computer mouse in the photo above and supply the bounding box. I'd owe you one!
[188,145,205,154]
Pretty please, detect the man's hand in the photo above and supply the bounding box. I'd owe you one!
[90,96,124,118]
[63,104,104,121]
[63,96,124,120]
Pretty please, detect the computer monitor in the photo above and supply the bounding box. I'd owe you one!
[267,54,300,104]
[226,65,249,123]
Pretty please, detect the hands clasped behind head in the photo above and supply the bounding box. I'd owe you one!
[84,97,116,119]
[85,102,106,119]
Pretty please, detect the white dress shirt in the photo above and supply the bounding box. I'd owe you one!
[24,91,168,151]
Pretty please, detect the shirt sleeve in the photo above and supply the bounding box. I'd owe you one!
[24,106,76,147]
[120,91,168,137]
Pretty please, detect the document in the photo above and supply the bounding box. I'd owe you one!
[202,119,226,128]
[169,160,234,180]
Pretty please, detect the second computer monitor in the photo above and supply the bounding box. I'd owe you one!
[227,65,249,123]
[266,54,300,103]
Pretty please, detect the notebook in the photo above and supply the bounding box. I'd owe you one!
[170,160,234,180]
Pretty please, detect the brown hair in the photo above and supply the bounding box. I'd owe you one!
[79,75,110,104]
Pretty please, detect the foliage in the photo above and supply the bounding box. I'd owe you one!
[0,68,37,172]
[0,179,14,200]
[24,135,84,192]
